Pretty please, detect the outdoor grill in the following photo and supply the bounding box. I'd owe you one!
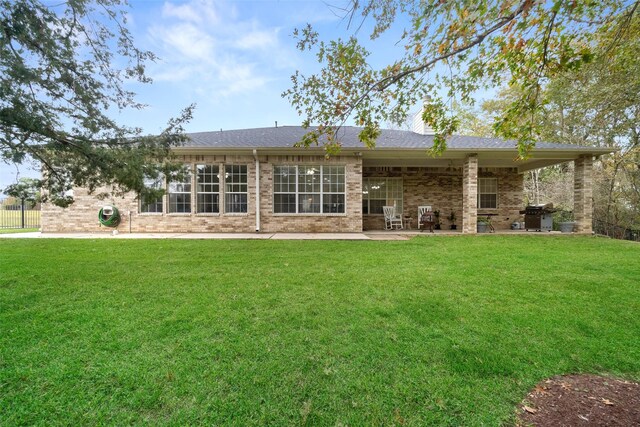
[520,203,557,232]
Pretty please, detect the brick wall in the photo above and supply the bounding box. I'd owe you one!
[574,155,593,233]
[462,155,478,233]
[477,167,525,230]
[42,154,524,234]
[259,155,362,233]
[42,154,363,233]
[362,165,523,231]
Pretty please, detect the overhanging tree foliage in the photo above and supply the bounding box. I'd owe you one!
[284,0,639,157]
[3,177,40,203]
[529,12,639,227]
[461,12,639,228]
[1,0,194,207]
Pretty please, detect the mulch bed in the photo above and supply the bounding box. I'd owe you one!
[517,374,640,426]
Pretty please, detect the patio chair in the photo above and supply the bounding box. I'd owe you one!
[417,205,435,232]
[383,206,403,230]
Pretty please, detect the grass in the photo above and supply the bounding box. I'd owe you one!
[0,208,40,228]
[1,236,639,425]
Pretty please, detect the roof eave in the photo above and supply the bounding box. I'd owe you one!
[173,146,614,158]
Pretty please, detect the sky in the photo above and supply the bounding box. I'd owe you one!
[119,0,347,133]
[0,0,487,191]
[1,0,362,189]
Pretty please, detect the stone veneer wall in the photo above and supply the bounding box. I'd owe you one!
[574,155,593,233]
[41,154,363,233]
[462,155,479,233]
[363,165,523,231]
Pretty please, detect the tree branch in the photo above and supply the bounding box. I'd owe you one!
[334,0,532,128]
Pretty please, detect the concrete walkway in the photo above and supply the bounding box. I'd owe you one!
[0,229,569,240]
[0,231,371,240]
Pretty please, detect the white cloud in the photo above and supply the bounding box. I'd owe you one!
[152,23,214,61]
[148,0,292,97]
[234,27,279,50]
[161,0,219,24]
[216,59,271,96]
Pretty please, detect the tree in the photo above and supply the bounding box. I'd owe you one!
[284,0,639,157]
[1,0,194,207]
[539,13,640,228]
[451,101,494,138]
[3,177,40,209]
[474,11,640,228]
[3,177,40,202]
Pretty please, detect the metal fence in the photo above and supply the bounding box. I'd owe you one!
[0,198,41,229]
[594,219,640,242]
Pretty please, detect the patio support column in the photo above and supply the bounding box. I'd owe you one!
[462,154,478,234]
[574,155,593,234]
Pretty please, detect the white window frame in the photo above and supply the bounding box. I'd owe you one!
[196,164,220,214]
[224,164,248,213]
[321,165,346,214]
[273,165,297,213]
[273,165,346,214]
[478,177,498,209]
[168,166,192,214]
[139,173,164,214]
[362,177,403,215]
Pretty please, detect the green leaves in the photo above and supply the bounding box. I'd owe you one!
[285,0,636,156]
[0,0,193,206]
[283,33,382,154]
[2,177,40,202]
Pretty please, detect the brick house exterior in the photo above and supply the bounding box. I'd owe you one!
[41,126,609,234]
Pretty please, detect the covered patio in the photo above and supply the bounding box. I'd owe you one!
[360,141,607,233]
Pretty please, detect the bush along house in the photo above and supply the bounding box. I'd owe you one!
[41,117,609,234]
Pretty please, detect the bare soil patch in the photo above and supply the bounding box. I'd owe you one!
[517,374,640,426]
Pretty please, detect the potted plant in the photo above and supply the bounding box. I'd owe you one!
[433,210,441,230]
[556,210,576,233]
[477,216,490,233]
[448,211,457,230]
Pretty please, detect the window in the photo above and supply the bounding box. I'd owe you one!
[322,166,345,213]
[196,165,219,213]
[140,174,164,213]
[273,165,297,213]
[273,165,345,214]
[362,177,403,214]
[225,165,248,213]
[168,167,192,213]
[298,166,321,213]
[478,178,498,209]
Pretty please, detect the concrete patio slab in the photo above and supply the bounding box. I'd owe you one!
[365,233,411,240]
[0,230,583,240]
[270,233,370,240]
[0,232,59,238]
[0,232,275,239]
[0,231,369,240]
[174,233,275,239]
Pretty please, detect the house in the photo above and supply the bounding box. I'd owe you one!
[41,121,610,234]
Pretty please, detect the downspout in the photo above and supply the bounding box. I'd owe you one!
[253,149,260,232]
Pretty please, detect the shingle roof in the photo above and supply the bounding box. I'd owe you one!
[185,126,602,151]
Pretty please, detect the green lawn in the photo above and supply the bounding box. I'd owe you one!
[0,208,40,228]
[1,236,638,425]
